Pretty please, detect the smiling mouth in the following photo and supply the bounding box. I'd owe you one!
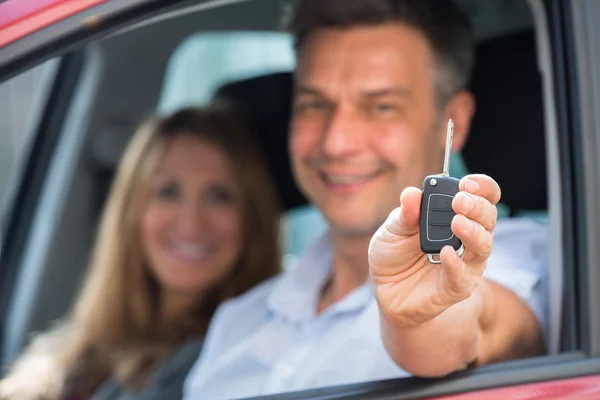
[319,171,383,187]
[168,242,215,264]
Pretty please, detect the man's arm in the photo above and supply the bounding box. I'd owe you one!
[369,174,545,377]
[379,278,544,377]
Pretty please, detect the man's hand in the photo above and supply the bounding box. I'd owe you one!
[369,174,499,327]
[369,174,544,377]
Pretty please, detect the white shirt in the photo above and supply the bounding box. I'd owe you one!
[183,218,548,400]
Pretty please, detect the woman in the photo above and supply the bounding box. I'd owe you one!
[0,104,281,399]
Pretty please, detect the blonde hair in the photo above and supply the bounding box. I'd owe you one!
[0,104,281,398]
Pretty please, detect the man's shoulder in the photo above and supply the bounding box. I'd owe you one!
[184,273,284,387]
[495,216,548,240]
[214,235,332,323]
[207,274,282,337]
[484,216,549,304]
[225,274,281,310]
[492,217,548,262]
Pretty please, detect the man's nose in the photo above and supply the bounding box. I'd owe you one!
[321,107,366,158]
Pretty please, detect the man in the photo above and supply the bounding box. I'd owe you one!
[183,0,548,398]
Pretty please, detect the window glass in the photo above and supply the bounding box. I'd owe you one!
[0,58,59,235]
[159,31,295,112]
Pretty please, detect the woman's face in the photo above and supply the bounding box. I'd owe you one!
[140,134,243,298]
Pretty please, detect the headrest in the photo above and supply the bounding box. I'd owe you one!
[463,29,547,211]
[214,28,547,213]
[214,72,307,211]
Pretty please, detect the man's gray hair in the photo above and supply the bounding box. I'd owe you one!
[283,0,474,109]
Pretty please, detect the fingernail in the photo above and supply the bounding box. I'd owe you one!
[464,178,480,193]
[460,193,474,212]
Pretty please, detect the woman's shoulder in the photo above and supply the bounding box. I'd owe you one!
[151,337,204,383]
[0,323,72,399]
[90,338,204,400]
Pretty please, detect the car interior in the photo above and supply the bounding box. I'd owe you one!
[0,0,574,396]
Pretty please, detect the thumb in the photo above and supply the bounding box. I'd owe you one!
[385,187,422,237]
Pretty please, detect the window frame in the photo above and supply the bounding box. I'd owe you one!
[0,51,85,351]
[1,0,599,398]
[565,0,600,359]
[0,58,60,235]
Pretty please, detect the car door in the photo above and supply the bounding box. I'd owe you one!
[1,0,600,399]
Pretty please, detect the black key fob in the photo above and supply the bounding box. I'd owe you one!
[419,175,463,263]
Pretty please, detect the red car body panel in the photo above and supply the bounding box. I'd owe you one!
[431,375,600,399]
[1,0,600,398]
[0,0,109,47]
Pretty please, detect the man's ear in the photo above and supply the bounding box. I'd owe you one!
[443,90,475,152]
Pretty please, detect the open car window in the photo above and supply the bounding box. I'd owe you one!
[0,0,598,398]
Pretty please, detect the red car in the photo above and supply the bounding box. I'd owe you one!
[1,0,600,399]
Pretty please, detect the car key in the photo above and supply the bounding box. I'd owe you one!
[419,119,464,264]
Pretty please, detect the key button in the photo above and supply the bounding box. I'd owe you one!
[428,224,453,240]
[427,194,454,241]
[430,194,453,211]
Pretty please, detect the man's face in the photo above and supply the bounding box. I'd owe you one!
[291,24,469,237]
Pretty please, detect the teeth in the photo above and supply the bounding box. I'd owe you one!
[325,175,369,185]
[171,242,210,258]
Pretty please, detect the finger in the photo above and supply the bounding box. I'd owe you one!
[451,214,494,263]
[438,245,478,303]
[452,192,498,232]
[385,187,422,237]
[459,174,501,205]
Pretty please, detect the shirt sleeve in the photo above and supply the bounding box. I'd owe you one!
[182,297,237,399]
[482,217,550,345]
[182,277,278,399]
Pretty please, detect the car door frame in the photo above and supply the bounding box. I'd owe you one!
[1,0,599,398]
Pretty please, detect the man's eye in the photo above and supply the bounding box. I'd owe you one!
[372,103,398,113]
[296,100,329,113]
[155,182,179,200]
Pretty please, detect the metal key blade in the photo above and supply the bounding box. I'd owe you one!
[442,119,454,177]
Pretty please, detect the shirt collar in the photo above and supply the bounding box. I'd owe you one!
[266,232,374,324]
